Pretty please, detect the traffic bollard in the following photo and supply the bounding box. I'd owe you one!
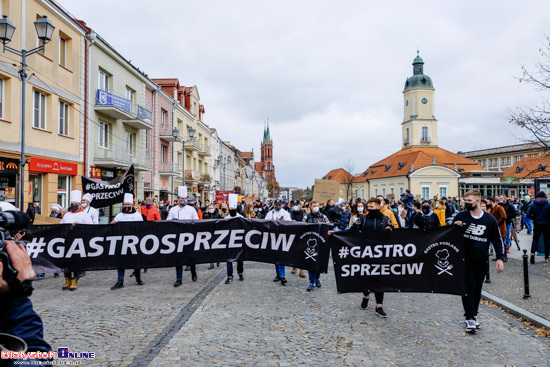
[522,249,531,299]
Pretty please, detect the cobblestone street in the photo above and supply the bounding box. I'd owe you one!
[31,261,549,366]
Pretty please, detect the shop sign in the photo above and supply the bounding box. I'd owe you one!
[0,158,19,174]
[90,166,102,179]
[29,157,77,175]
[5,187,15,200]
[161,177,168,190]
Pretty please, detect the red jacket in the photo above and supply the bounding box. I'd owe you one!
[141,205,161,221]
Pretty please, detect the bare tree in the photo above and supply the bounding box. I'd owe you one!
[509,33,550,154]
[341,160,356,202]
[267,180,281,199]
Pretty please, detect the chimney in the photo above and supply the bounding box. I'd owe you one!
[410,164,414,172]
[454,163,457,171]
[432,158,436,165]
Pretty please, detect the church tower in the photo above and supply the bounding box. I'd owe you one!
[261,122,276,182]
[402,51,438,149]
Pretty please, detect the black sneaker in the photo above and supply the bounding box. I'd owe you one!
[225,276,233,284]
[273,275,281,282]
[192,276,197,282]
[136,279,144,286]
[530,253,535,265]
[280,277,287,285]
[111,282,124,290]
[375,307,387,318]
[473,316,481,329]
[173,280,183,287]
[239,274,244,281]
[361,297,369,309]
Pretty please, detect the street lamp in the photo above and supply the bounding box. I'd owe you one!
[181,127,196,188]
[0,15,55,211]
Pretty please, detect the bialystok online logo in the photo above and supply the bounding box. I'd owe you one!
[1,347,95,362]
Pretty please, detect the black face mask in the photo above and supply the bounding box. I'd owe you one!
[69,204,79,212]
[229,209,237,217]
[465,202,476,211]
[486,203,492,209]
[123,206,136,214]
[421,207,430,214]
[368,209,380,217]
[221,208,227,212]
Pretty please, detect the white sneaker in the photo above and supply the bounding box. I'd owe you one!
[465,319,477,333]
[473,316,481,329]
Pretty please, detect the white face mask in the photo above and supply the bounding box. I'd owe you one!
[357,207,364,213]
[81,202,88,208]
[208,209,215,214]
[312,206,320,213]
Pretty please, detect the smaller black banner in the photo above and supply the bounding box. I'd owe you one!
[82,165,134,208]
[330,226,466,296]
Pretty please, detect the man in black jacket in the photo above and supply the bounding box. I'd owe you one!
[526,191,550,264]
[351,198,392,318]
[414,200,441,230]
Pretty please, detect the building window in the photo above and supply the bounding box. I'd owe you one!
[399,185,404,196]
[33,91,47,129]
[507,157,511,165]
[125,87,135,109]
[390,186,394,195]
[361,187,365,199]
[0,78,3,118]
[98,121,110,148]
[99,70,109,91]
[421,127,428,142]
[161,109,167,127]
[59,36,66,67]
[421,186,430,200]
[161,145,167,163]
[57,175,70,208]
[374,186,378,197]
[439,186,448,199]
[126,131,134,155]
[382,186,386,197]
[58,101,70,136]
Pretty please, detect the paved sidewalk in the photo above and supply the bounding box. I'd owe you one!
[30,261,550,366]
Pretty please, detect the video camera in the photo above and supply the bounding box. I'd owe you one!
[0,208,31,296]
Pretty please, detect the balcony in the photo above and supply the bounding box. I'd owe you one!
[200,173,212,183]
[185,140,200,151]
[420,138,431,144]
[93,145,152,171]
[198,144,212,157]
[403,138,410,146]
[160,126,178,142]
[94,89,133,120]
[184,170,201,182]
[159,162,180,176]
[123,105,153,130]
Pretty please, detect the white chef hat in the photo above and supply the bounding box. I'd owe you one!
[49,204,62,211]
[228,194,239,209]
[123,193,134,204]
[82,193,94,203]
[70,190,82,203]
[177,186,187,198]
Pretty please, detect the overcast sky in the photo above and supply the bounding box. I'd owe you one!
[56,0,550,188]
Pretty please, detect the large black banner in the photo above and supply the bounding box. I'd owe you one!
[330,226,467,296]
[81,165,135,208]
[23,218,332,274]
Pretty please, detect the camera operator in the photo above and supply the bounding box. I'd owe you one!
[0,240,52,364]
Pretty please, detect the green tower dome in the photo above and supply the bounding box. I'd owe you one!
[404,50,433,92]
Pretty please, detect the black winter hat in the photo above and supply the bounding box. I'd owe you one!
[536,191,547,198]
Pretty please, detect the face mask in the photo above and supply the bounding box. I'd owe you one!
[422,207,430,214]
[274,207,281,211]
[368,209,380,217]
[486,203,492,209]
[208,209,215,214]
[435,204,440,208]
[229,209,237,216]
[357,207,364,213]
[188,202,195,206]
[180,200,187,206]
[312,206,319,213]
[122,206,135,214]
[222,208,227,212]
[81,203,88,209]
[293,206,298,211]
[465,202,476,211]
[69,204,79,212]
[146,203,152,208]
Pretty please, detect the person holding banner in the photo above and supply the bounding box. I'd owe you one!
[303,200,331,291]
[110,193,145,290]
[453,190,505,334]
[81,193,99,224]
[225,194,245,284]
[413,200,441,230]
[59,190,93,291]
[351,197,392,318]
[168,187,199,286]
[265,199,291,285]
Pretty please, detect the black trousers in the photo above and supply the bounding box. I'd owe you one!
[461,260,488,319]
[363,292,384,305]
[531,223,550,258]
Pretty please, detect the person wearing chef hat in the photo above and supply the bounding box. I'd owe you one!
[110,193,145,290]
[224,194,244,284]
[49,204,62,218]
[59,190,93,291]
[265,199,291,286]
[167,186,199,286]
[81,193,99,224]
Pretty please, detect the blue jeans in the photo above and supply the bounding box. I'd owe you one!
[505,223,512,248]
[176,265,196,280]
[522,215,533,232]
[275,265,286,277]
[118,269,140,283]
[308,271,319,283]
[227,261,243,277]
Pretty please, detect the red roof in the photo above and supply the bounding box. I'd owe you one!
[353,147,484,182]
[322,168,354,182]
[152,78,180,87]
[503,155,550,179]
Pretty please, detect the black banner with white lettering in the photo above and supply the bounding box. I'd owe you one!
[23,218,332,274]
[330,226,467,296]
[81,165,135,208]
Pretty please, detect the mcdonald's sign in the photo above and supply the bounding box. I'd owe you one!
[0,158,19,174]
